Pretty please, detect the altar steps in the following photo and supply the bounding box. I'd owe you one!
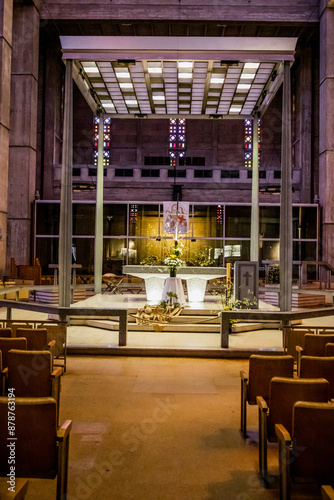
[69,308,281,334]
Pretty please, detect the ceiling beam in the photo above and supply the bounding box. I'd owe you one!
[60,36,297,62]
[40,2,319,23]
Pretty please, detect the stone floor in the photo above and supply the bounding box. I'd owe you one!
[20,355,324,500]
[1,296,333,499]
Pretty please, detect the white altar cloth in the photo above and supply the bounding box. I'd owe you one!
[162,277,186,305]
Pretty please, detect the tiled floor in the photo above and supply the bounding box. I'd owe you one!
[19,355,323,499]
[0,297,331,498]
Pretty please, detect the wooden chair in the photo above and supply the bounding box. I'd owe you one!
[0,328,12,338]
[0,396,72,500]
[325,343,334,357]
[102,274,124,294]
[322,486,334,500]
[5,349,63,425]
[240,354,294,438]
[296,334,334,376]
[257,376,329,486]
[14,328,55,352]
[0,478,29,499]
[276,402,334,500]
[0,338,27,371]
[299,355,334,399]
[0,338,27,396]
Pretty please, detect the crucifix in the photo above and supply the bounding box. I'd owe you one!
[243,271,252,287]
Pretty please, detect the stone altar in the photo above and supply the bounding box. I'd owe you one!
[122,265,226,302]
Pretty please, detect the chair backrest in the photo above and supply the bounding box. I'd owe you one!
[292,402,334,483]
[268,377,329,441]
[0,338,27,368]
[300,356,334,399]
[14,328,48,351]
[303,334,334,356]
[0,327,12,338]
[7,350,52,397]
[0,396,58,479]
[325,343,334,357]
[247,355,294,404]
[284,328,314,360]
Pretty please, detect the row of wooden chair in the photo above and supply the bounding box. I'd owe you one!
[240,335,334,499]
[0,327,70,499]
[0,326,55,352]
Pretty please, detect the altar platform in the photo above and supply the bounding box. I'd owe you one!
[66,293,284,354]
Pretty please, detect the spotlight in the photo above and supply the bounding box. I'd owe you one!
[156,237,161,241]
[191,239,196,242]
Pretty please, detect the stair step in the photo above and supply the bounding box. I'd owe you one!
[85,319,220,333]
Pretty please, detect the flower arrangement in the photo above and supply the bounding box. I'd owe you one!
[164,241,185,277]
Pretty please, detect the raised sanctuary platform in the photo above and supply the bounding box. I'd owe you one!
[122,265,226,302]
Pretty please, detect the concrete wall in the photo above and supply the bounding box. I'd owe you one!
[0,0,12,276]
[7,1,40,268]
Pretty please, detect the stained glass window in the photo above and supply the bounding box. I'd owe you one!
[244,118,261,168]
[217,205,223,225]
[244,119,252,168]
[169,118,186,167]
[130,204,138,224]
[93,117,111,166]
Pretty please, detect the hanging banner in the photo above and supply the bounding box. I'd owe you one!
[163,202,189,235]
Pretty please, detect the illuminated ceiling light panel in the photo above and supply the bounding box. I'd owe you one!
[83,67,100,74]
[229,105,242,113]
[115,70,130,78]
[240,73,256,80]
[148,67,163,74]
[153,95,165,101]
[244,62,260,69]
[119,82,133,89]
[178,73,193,79]
[101,101,114,108]
[178,61,193,68]
[125,100,138,106]
[237,84,252,91]
[210,77,225,84]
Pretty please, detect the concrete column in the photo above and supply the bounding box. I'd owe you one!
[250,114,259,262]
[279,61,293,311]
[299,45,313,203]
[94,115,104,294]
[58,60,73,308]
[0,0,13,276]
[212,120,218,166]
[7,1,40,267]
[319,0,334,266]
